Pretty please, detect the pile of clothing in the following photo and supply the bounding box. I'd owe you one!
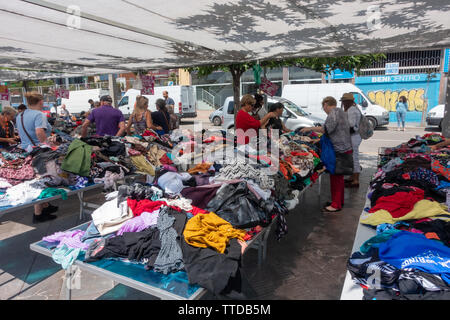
[347,133,450,300]
[0,129,181,210]
[378,133,444,167]
[40,129,325,298]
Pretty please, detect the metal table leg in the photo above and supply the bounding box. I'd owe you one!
[65,266,72,300]
[77,191,84,221]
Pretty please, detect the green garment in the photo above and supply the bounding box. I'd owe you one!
[38,188,68,200]
[360,229,401,254]
[131,155,155,176]
[61,139,93,177]
[252,64,262,85]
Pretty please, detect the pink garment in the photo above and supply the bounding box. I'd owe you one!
[116,210,160,235]
[162,164,177,172]
[42,230,89,250]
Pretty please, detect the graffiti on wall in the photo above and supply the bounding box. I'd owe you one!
[367,88,426,112]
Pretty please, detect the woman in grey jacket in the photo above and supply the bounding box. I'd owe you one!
[301,96,353,213]
[341,93,361,188]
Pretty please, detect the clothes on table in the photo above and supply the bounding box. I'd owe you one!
[43,229,89,250]
[91,199,134,235]
[157,171,191,195]
[181,236,244,298]
[61,139,93,177]
[38,188,68,200]
[368,187,425,218]
[52,245,82,270]
[379,231,450,284]
[183,211,246,254]
[360,200,449,226]
[180,185,220,209]
[116,210,160,236]
[153,207,185,274]
[86,227,161,270]
[130,155,155,176]
[4,179,44,206]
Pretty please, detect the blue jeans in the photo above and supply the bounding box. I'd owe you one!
[396,111,406,128]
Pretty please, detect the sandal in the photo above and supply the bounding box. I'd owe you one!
[321,205,342,213]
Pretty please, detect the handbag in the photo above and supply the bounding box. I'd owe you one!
[335,151,354,175]
[319,134,336,174]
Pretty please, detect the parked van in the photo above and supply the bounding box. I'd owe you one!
[426,104,444,129]
[118,86,197,119]
[281,83,389,128]
[61,88,109,115]
[221,96,324,130]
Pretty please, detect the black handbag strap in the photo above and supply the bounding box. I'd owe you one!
[20,112,37,147]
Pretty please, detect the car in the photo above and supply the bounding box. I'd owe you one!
[221,96,324,131]
[209,107,223,126]
[426,104,444,130]
[282,83,390,128]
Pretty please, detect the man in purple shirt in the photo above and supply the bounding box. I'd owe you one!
[81,95,125,137]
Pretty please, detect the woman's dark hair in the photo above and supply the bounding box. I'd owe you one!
[269,102,284,113]
[399,96,407,103]
[342,100,355,111]
[155,98,168,113]
[18,104,27,111]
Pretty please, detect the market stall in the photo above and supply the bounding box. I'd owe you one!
[27,129,325,299]
[341,133,450,300]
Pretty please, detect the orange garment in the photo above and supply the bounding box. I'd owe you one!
[187,162,213,174]
[183,212,246,254]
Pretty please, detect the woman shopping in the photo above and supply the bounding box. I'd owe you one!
[301,96,353,213]
[395,96,408,131]
[0,107,19,149]
[16,92,58,223]
[235,94,277,144]
[126,95,155,136]
[151,99,171,135]
[341,93,362,188]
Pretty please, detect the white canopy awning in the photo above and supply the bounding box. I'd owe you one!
[1,0,450,81]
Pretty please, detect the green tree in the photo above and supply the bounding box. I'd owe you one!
[187,54,386,122]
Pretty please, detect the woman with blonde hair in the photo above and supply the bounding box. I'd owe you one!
[126,95,158,135]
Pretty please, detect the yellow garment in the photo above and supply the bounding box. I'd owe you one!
[183,212,246,254]
[360,200,450,226]
[187,162,213,174]
[130,155,155,176]
[147,144,166,166]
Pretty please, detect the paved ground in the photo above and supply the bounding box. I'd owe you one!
[0,118,435,300]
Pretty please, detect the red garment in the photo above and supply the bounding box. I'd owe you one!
[159,153,173,165]
[330,174,345,209]
[368,188,425,218]
[310,172,319,183]
[189,206,209,216]
[235,109,260,144]
[127,199,181,217]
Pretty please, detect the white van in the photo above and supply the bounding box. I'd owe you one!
[221,96,324,131]
[281,83,389,128]
[61,88,109,115]
[426,104,445,129]
[118,86,197,119]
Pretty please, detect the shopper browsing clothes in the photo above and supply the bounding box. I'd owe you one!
[395,96,408,131]
[341,93,362,188]
[235,94,277,144]
[16,92,58,223]
[81,95,126,137]
[301,96,353,213]
[0,107,19,148]
[126,96,160,136]
[151,99,171,135]
[266,102,291,135]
